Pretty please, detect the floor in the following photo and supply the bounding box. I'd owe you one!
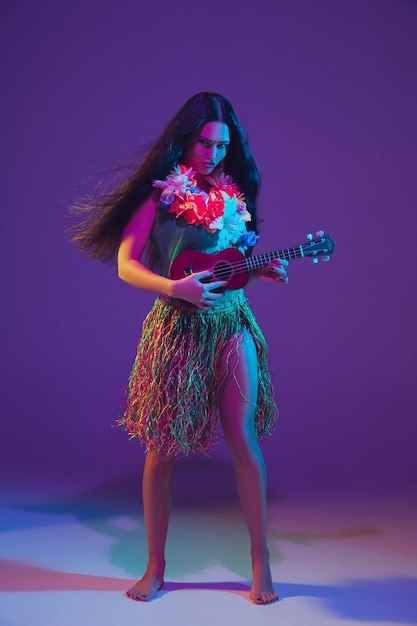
[1,474,416,626]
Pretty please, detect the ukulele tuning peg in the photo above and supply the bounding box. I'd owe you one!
[316,230,325,238]
[306,233,313,241]
[323,255,331,262]
[312,257,319,264]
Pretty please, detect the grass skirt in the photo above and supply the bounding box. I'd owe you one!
[118,293,278,457]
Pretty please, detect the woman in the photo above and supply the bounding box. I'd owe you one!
[71,92,288,605]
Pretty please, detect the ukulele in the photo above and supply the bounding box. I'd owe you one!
[169,231,335,291]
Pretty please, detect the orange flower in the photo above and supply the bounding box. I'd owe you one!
[169,192,207,225]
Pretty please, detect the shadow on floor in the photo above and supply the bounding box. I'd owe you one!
[1,559,416,622]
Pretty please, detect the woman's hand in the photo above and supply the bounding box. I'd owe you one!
[171,270,227,309]
[253,258,289,285]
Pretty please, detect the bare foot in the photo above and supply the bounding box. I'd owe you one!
[250,557,278,605]
[125,571,164,602]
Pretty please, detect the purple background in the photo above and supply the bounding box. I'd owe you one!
[1,0,416,500]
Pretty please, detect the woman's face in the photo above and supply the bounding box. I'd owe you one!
[183,121,230,176]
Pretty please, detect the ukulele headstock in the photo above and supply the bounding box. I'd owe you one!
[303,230,335,263]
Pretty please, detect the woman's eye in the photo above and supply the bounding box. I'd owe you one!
[197,139,228,150]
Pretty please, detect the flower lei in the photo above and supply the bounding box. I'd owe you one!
[152,165,258,251]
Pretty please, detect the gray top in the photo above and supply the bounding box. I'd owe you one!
[151,203,223,278]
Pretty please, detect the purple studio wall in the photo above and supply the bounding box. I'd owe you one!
[1,0,416,500]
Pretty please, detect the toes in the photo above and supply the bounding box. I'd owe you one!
[266,593,278,604]
[125,580,163,603]
[125,589,148,602]
[125,591,136,601]
[264,592,278,604]
[266,592,279,604]
[252,591,279,605]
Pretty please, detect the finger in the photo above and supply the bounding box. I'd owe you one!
[207,280,228,291]
[205,293,225,302]
[203,286,225,299]
[271,266,287,277]
[196,269,215,280]
[270,259,288,268]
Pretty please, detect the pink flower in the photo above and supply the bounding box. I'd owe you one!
[208,172,239,196]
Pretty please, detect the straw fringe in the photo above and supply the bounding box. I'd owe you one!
[117,295,278,457]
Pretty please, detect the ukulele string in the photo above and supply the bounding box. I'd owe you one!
[210,249,304,279]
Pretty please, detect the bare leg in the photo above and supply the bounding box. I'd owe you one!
[125,449,174,601]
[219,333,278,605]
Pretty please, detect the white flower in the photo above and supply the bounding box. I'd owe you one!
[153,165,196,205]
[210,192,250,250]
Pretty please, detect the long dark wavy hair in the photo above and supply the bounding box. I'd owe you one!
[69,92,261,263]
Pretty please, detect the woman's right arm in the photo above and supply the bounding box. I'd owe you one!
[117,195,227,307]
[117,194,175,296]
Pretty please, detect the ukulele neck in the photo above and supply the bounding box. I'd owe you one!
[245,247,304,271]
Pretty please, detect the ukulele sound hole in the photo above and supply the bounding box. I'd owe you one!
[213,261,233,282]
